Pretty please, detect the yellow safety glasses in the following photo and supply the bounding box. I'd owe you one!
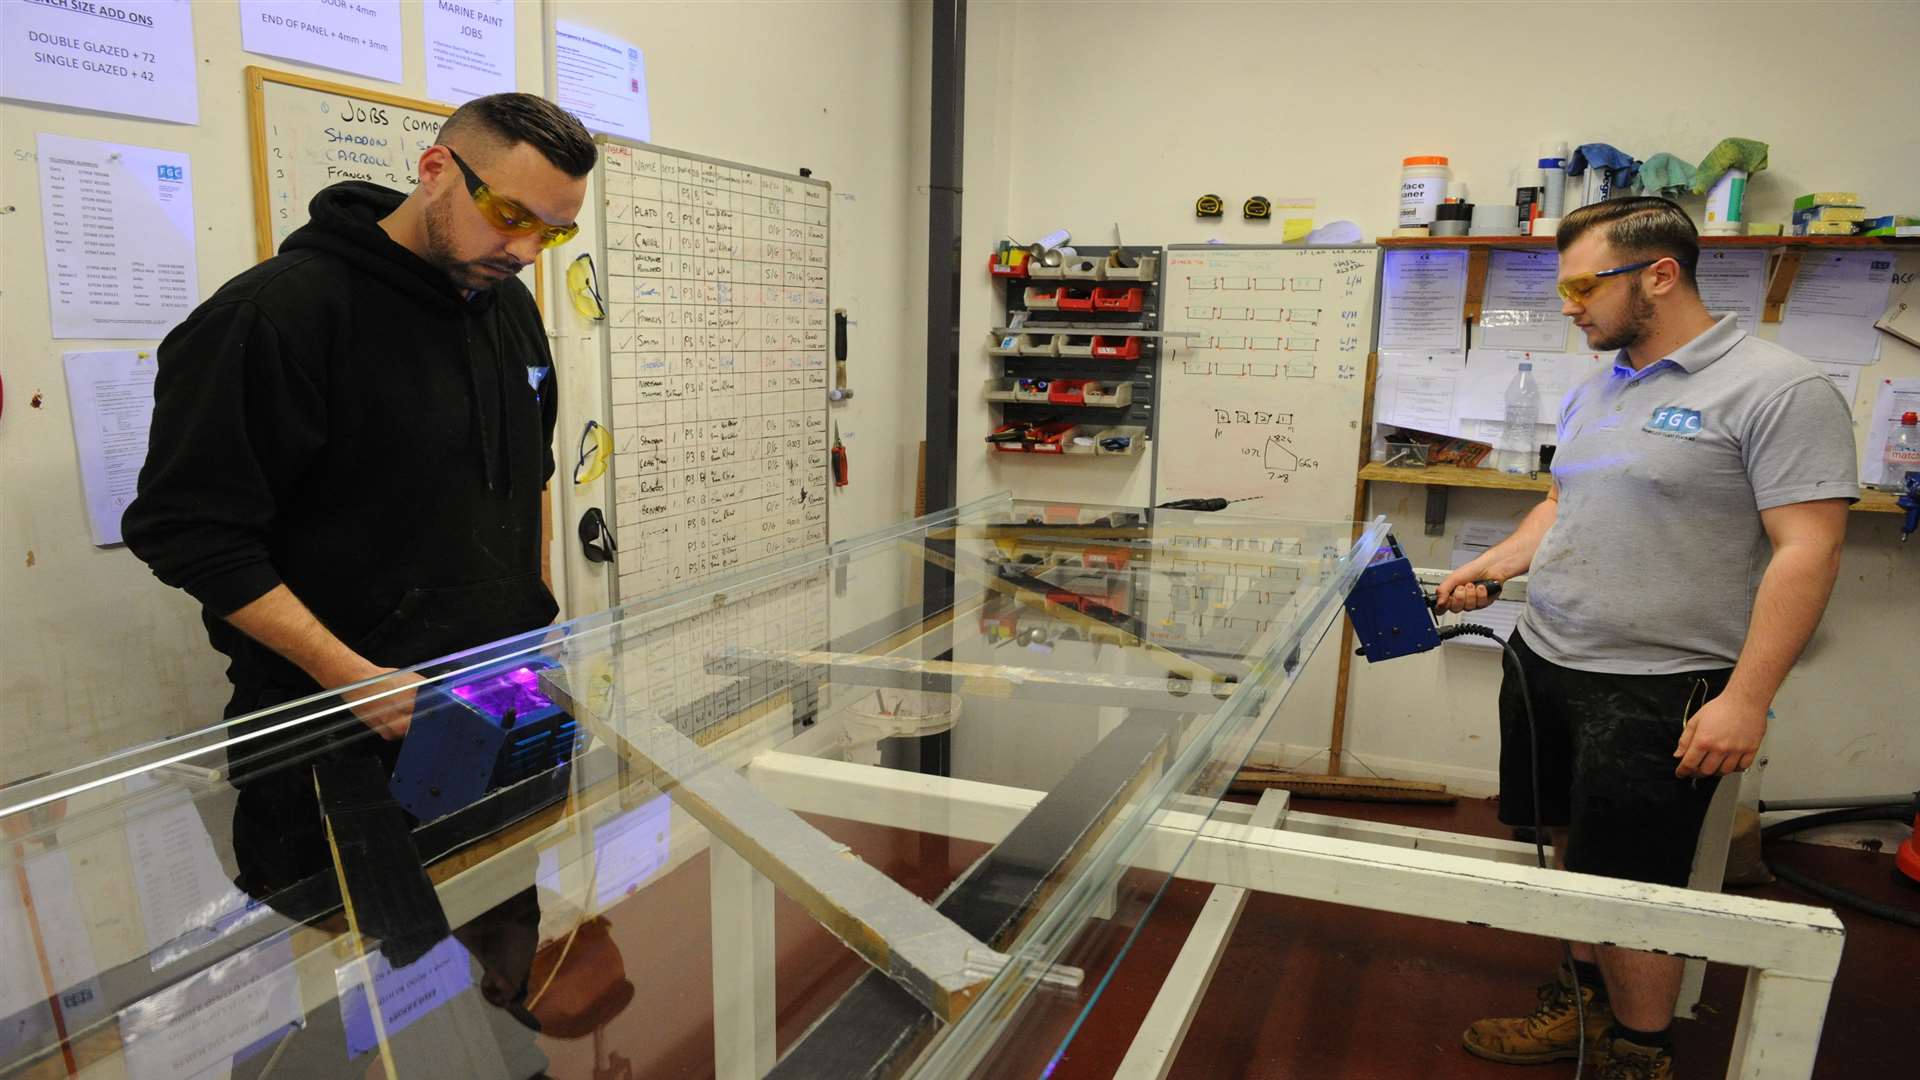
[1555,259,1655,303]
[446,147,579,249]
[573,419,612,486]
[567,253,606,321]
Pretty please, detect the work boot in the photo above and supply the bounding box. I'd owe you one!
[1462,970,1614,1064]
[1590,1034,1675,1079]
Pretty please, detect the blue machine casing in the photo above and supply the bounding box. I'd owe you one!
[388,657,579,822]
[1342,535,1442,663]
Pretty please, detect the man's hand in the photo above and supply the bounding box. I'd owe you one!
[340,668,425,740]
[1434,566,1499,614]
[1674,691,1767,777]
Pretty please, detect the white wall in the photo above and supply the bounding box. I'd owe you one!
[0,1,925,786]
[966,0,1920,798]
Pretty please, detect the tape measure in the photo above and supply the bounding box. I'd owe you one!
[1195,193,1224,219]
[1243,195,1272,220]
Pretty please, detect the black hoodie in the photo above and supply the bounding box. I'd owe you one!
[125,182,559,700]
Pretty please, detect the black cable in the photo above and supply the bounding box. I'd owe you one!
[1760,805,1920,928]
[1439,621,1586,1076]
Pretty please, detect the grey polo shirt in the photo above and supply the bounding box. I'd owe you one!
[1516,315,1859,675]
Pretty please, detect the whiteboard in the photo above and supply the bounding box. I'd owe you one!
[246,66,448,260]
[596,138,831,602]
[1157,246,1380,514]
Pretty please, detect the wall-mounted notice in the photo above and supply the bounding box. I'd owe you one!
[1378,248,1467,353]
[63,350,158,546]
[1480,249,1569,351]
[1779,251,1896,364]
[554,21,649,141]
[1694,248,1768,335]
[0,0,199,123]
[423,0,514,106]
[37,134,199,340]
[239,0,402,83]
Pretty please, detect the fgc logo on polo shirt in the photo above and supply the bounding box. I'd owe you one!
[1644,406,1703,438]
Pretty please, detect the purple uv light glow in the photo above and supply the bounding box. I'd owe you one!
[449,665,555,722]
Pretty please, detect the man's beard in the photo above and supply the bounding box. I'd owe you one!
[423,192,520,292]
[1586,278,1656,352]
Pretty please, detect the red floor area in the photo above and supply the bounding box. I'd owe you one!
[1047,796,1920,1080]
[530,798,1917,1078]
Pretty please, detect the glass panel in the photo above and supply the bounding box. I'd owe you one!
[0,495,1383,1079]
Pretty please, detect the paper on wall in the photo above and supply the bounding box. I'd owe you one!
[1373,351,1466,435]
[1778,251,1896,364]
[23,851,109,1030]
[1695,249,1769,335]
[239,0,402,83]
[1378,249,1467,352]
[124,791,249,962]
[1479,249,1569,351]
[0,0,199,123]
[424,0,515,106]
[1862,378,1920,487]
[554,21,650,141]
[37,134,199,340]
[63,350,158,546]
[1456,349,1607,424]
[1816,362,1861,410]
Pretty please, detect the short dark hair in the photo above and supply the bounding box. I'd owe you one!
[438,93,597,178]
[1556,197,1698,289]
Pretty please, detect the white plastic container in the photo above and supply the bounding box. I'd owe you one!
[1399,156,1452,227]
[1539,142,1568,218]
[1704,169,1748,226]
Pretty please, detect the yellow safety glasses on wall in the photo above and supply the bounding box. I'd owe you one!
[1555,259,1655,303]
[567,253,606,321]
[573,419,612,486]
[446,147,579,249]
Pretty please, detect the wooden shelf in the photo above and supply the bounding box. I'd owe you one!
[1854,489,1905,515]
[1376,235,1919,249]
[1358,461,1551,493]
[1360,462,1907,514]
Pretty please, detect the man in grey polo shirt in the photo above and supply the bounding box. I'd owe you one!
[1437,198,1856,1080]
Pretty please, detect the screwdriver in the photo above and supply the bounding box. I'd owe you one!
[832,423,849,488]
[1155,496,1264,512]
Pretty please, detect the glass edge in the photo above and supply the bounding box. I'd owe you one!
[0,493,1016,820]
[910,516,1391,1076]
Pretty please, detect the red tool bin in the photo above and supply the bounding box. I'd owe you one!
[1089,336,1141,360]
[1091,286,1145,312]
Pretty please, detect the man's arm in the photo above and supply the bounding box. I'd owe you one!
[1434,483,1560,613]
[1674,498,1848,777]
[227,585,420,739]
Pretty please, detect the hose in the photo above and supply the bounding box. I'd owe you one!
[1761,805,1920,928]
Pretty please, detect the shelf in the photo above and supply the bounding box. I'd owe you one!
[1854,489,1905,515]
[1360,462,1909,514]
[991,325,1196,340]
[1376,235,1920,249]
[1359,461,1551,493]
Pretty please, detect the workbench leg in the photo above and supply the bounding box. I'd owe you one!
[711,840,776,1079]
[1113,792,1287,1079]
[1725,966,1832,1080]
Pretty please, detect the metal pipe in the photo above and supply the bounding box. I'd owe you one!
[1758,794,1914,812]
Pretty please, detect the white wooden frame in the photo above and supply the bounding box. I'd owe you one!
[745,751,1844,1080]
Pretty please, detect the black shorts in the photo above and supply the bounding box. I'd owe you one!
[1497,629,1733,887]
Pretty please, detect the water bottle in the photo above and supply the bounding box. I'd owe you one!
[1497,362,1541,475]
[1882,410,1920,491]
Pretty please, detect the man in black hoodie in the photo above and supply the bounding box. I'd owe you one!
[125,94,596,893]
